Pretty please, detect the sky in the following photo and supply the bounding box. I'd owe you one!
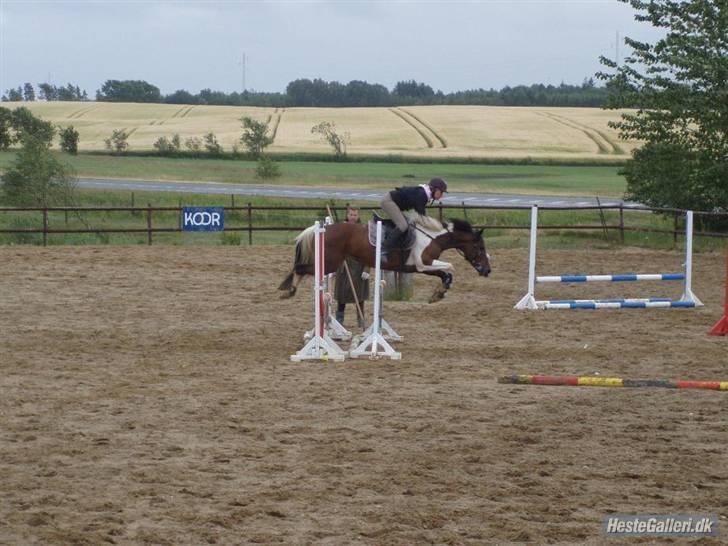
[0,0,664,96]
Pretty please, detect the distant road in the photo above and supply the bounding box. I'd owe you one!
[78,178,638,209]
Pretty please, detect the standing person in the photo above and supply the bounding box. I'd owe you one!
[334,206,370,328]
[379,177,447,249]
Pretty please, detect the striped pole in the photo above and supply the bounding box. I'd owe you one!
[515,206,703,310]
[709,251,728,336]
[499,374,728,391]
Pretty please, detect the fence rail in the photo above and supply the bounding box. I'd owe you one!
[1,202,727,246]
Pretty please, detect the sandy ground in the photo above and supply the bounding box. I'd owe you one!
[1,244,727,545]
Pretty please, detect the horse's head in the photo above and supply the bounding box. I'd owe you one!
[448,219,491,277]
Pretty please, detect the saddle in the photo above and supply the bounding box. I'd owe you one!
[368,213,416,256]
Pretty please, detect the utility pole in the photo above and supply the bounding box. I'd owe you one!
[616,31,620,66]
[243,52,246,92]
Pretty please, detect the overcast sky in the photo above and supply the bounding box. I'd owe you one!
[0,0,663,96]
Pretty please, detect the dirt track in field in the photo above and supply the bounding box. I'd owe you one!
[1,244,727,545]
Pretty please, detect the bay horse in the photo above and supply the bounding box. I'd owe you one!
[278,213,491,303]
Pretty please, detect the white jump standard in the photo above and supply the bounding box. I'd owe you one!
[304,216,352,342]
[349,221,402,360]
[291,222,348,361]
[515,205,703,310]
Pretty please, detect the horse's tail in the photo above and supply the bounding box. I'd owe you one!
[278,225,316,294]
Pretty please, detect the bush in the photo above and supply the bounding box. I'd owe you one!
[255,155,281,179]
[104,129,129,154]
[204,132,223,156]
[185,136,202,153]
[153,136,173,155]
[58,125,79,154]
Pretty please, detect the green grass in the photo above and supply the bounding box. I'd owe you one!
[0,151,628,197]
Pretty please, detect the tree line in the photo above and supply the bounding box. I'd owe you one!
[3,78,610,108]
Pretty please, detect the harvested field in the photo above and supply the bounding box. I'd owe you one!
[1,245,726,544]
[14,102,640,161]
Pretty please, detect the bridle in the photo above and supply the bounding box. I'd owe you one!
[413,224,489,270]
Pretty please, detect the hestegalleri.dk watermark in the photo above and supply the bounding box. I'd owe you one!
[603,515,718,537]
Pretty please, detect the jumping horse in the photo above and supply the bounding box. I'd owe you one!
[279,213,491,303]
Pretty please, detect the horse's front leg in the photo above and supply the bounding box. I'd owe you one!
[423,270,453,303]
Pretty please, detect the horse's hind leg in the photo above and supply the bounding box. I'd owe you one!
[279,264,314,299]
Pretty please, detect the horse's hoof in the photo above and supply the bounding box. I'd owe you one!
[428,290,445,303]
[279,288,296,299]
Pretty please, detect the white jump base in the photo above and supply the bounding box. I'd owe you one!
[515,205,703,311]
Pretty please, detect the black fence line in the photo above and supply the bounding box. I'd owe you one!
[1,203,727,246]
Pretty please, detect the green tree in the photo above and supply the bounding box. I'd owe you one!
[153,136,173,155]
[23,83,35,101]
[96,80,161,103]
[38,83,57,101]
[1,135,76,207]
[184,136,202,153]
[311,121,350,159]
[0,107,13,150]
[59,125,80,154]
[10,107,55,145]
[240,116,273,158]
[598,0,728,214]
[6,87,23,101]
[104,129,130,153]
[204,132,223,156]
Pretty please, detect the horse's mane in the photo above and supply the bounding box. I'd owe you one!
[449,218,475,234]
[404,211,447,234]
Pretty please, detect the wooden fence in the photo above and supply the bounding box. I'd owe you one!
[0,202,726,246]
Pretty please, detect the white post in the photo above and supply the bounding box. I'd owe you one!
[305,216,352,341]
[349,222,401,359]
[291,222,347,361]
[514,205,539,310]
[681,210,703,306]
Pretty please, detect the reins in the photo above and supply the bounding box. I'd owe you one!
[413,224,467,259]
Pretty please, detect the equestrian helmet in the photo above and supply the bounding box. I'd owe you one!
[429,177,448,193]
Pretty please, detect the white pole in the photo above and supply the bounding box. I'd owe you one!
[371,221,383,353]
[682,210,703,306]
[514,205,539,309]
[314,222,322,346]
[527,205,538,297]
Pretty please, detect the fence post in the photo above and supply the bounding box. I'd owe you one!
[438,203,443,223]
[231,194,235,209]
[147,203,153,245]
[43,208,48,247]
[247,202,253,245]
[673,211,679,248]
[619,203,624,244]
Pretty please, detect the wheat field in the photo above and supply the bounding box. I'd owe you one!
[13,101,639,160]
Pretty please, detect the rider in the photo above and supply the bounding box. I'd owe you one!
[380,177,447,249]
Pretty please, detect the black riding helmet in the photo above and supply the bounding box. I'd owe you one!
[429,177,448,193]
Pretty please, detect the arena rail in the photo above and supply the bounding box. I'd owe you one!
[0,202,727,246]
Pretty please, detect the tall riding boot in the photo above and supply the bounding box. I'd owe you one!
[335,307,345,325]
[384,227,408,251]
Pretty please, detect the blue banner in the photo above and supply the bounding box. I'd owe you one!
[182,207,225,232]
